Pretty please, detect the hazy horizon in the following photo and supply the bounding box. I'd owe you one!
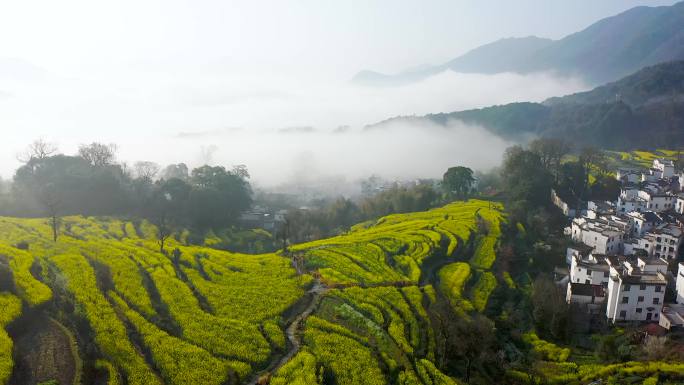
[1,0,678,184]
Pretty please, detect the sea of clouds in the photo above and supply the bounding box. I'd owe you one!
[0,62,588,189]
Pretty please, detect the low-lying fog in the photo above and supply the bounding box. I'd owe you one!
[1,67,587,189]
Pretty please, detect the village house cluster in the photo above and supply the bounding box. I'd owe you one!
[555,159,684,330]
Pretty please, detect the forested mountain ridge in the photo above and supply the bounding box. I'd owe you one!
[544,60,684,106]
[367,61,684,150]
[353,1,684,86]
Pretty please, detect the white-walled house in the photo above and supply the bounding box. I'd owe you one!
[659,304,684,330]
[606,260,667,323]
[677,194,684,215]
[571,217,627,255]
[587,201,615,219]
[622,224,682,260]
[617,185,648,213]
[677,263,684,305]
[626,211,662,237]
[643,192,678,212]
[642,159,675,181]
[636,256,669,274]
[649,224,683,260]
[623,236,655,256]
[616,169,641,184]
[566,245,593,265]
[569,253,611,285]
[653,159,676,179]
[618,187,678,214]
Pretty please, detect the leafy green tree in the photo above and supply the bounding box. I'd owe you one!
[531,275,568,341]
[502,146,553,213]
[529,137,571,182]
[442,166,475,199]
[187,166,252,229]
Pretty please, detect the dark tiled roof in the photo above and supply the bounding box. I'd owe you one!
[642,212,661,223]
[570,283,605,297]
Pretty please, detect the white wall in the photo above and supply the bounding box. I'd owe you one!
[570,257,609,285]
[677,263,684,305]
[606,279,666,322]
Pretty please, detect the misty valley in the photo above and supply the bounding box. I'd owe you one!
[2,2,684,385]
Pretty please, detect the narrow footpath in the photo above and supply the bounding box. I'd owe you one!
[246,278,327,385]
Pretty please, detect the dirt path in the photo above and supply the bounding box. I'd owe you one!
[9,315,80,385]
[246,280,327,385]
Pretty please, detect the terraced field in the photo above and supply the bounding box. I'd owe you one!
[605,149,682,170]
[1,198,682,384]
[0,199,506,385]
[0,216,310,385]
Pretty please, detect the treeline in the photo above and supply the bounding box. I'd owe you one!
[495,138,620,223]
[284,183,442,243]
[0,141,252,233]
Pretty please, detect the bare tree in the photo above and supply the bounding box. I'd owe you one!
[17,139,58,164]
[134,161,161,182]
[39,183,61,242]
[155,211,172,253]
[148,190,175,253]
[231,164,250,179]
[78,142,118,167]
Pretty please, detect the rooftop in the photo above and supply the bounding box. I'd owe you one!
[570,282,606,297]
[575,255,610,270]
[649,224,683,237]
[661,304,684,328]
[638,257,668,266]
[617,271,667,285]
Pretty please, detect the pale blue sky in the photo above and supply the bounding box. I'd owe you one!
[0,0,679,77]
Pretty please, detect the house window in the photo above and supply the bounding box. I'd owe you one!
[640,285,646,290]
[585,279,590,284]
[653,298,660,305]
[604,272,609,277]
[622,297,629,304]
[638,296,644,303]
[656,286,662,292]
[647,313,652,320]
[636,308,642,313]
[619,310,627,318]
[624,285,631,291]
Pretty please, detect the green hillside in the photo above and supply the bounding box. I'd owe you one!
[1,199,682,385]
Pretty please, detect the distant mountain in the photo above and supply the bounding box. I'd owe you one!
[353,2,684,86]
[351,37,552,87]
[442,36,554,74]
[366,61,684,150]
